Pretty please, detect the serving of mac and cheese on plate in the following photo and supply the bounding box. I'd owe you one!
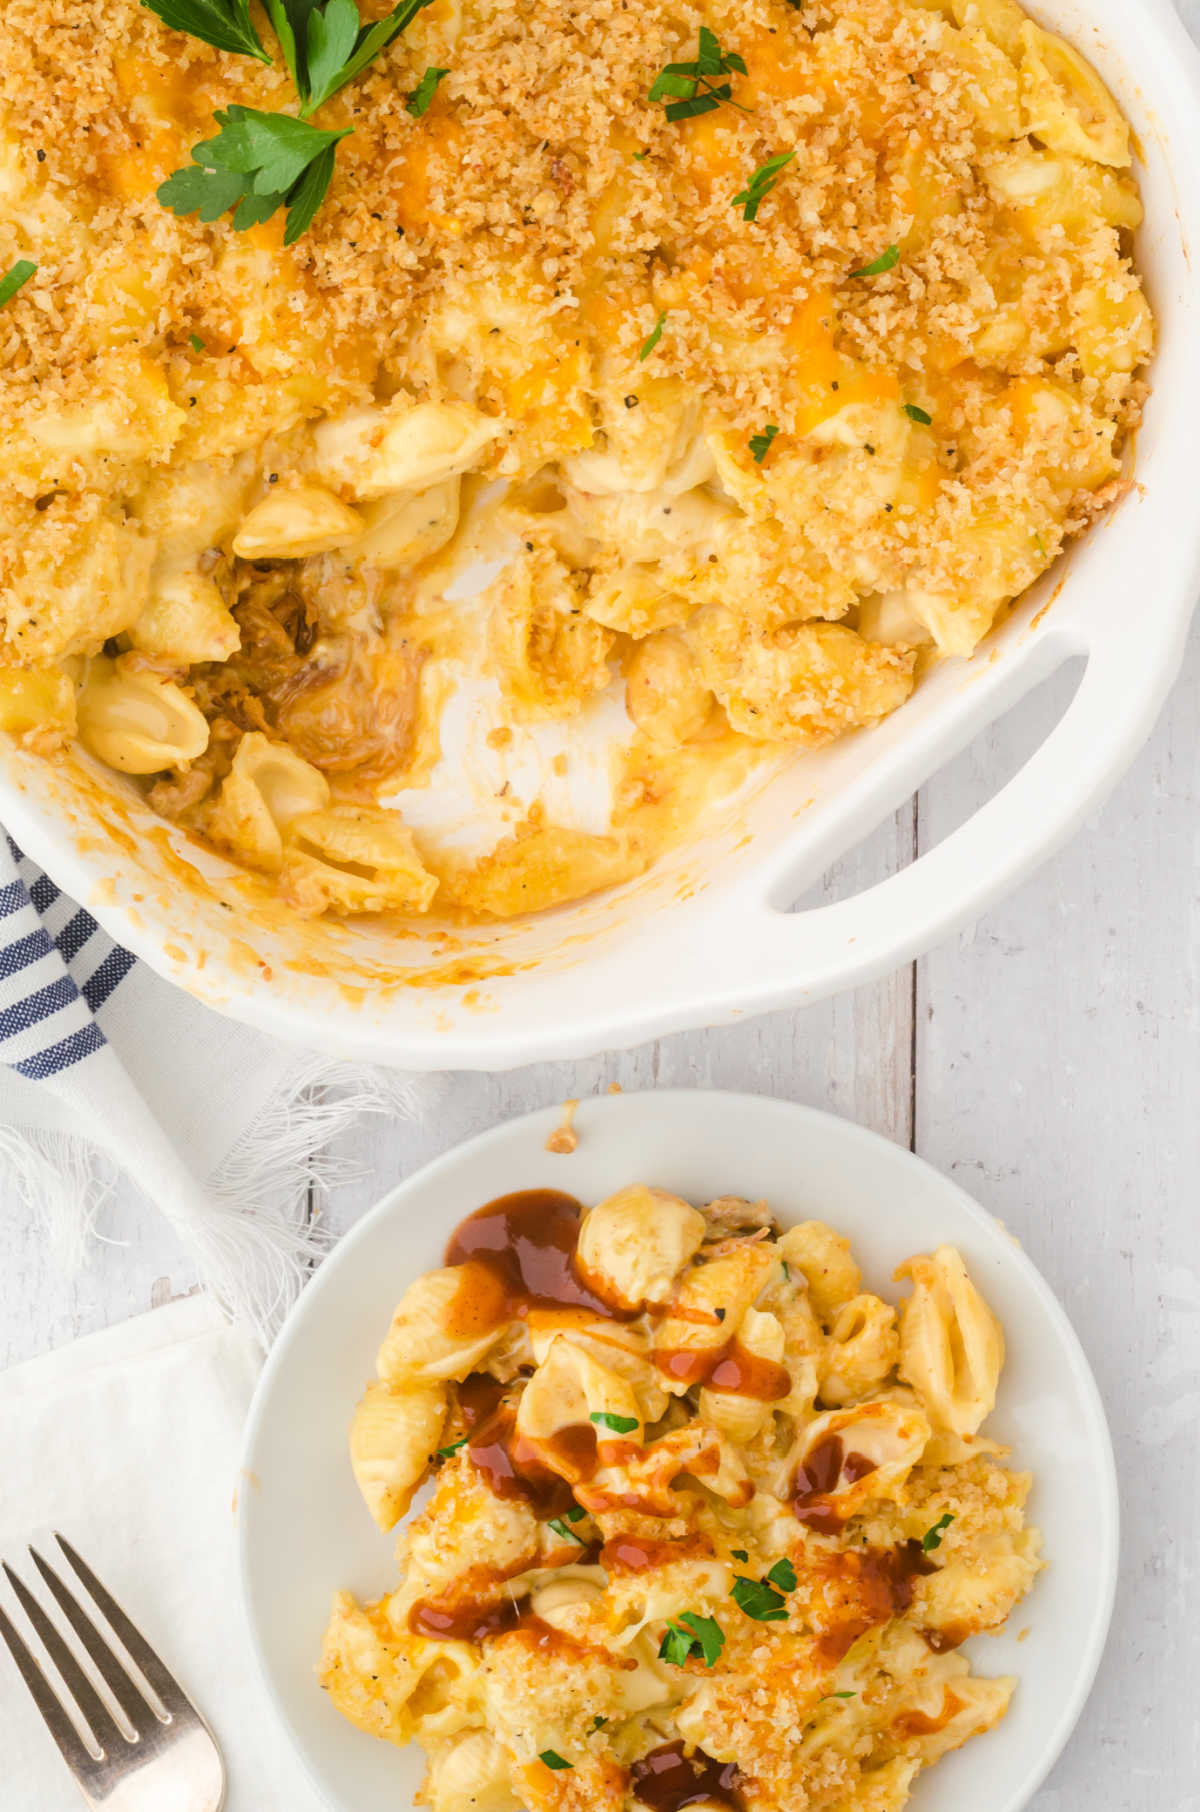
[0,0,1151,928]
[320,1182,1041,1812]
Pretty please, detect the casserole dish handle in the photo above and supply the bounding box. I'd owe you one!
[705,620,1187,1005]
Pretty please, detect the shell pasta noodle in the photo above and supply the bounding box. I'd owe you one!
[0,0,1151,924]
[320,1185,1041,1812]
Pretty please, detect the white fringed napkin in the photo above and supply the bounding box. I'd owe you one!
[0,1296,328,1812]
[0,837,428,1336]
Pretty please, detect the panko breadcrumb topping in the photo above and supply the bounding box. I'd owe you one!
[0,0,1153,923]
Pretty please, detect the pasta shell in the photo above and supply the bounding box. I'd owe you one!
[896,1246,1005,1436]
[349,1379,447,1530]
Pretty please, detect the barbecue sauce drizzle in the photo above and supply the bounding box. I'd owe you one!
[630,1743,745,1812]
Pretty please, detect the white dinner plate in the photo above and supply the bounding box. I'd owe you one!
[238,1090,1117,1812]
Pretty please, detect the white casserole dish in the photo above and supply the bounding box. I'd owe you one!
[3,0,1198,1070]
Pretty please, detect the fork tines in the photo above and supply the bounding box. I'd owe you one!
[0,1535,180,1787]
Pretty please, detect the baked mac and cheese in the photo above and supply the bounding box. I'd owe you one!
[0,0,1150,921]
[321,1185,1041,1811]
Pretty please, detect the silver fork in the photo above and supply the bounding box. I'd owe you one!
[0,1534,225,1811]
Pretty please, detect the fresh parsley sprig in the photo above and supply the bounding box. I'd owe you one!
[658,1612,725,1668]
[903,402,932,425]
[649,27,750,123]
[264,0,435,116]
[148,0,437,241]
[158,106,351,244]
[141,0,271,64]
[732,149,793,222]
[749,424,779,464]
[0,260,37,309]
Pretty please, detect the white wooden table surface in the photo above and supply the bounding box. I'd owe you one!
[3,610,1196,1808]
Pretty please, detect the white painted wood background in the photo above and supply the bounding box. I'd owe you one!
[2,612,1195,1808]
[6,0,1200,1768]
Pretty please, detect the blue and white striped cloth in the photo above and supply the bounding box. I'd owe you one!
[0,837,421,1335]
[1,839,133,1081]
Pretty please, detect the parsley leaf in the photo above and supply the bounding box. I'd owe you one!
[732,149,794,222]
[306,0,362,108]
[539,1751,572,1770]
[821,1690,857,1700]
[261,0,435,113]
[188,332,206,352]
[638,312,667,362]
[849,243,899,277]
[435,1435,468,1458]
[589,1410,639,1435]
[650,29,749,123]
[408,66,449,116]
[921,1512,954,1552]
[730,1549,749,1563]
[659,1612,725,1668]
[0,261,37,309]
[140,0,271,63]
[903,403,932,425]
[158,106,351,244]
[749,424,779,464]
[547,1516,585,1544]
[731,1574,789,1621]
[565,1505,585,1522]
[781,1260,790,1279]
[592,1715,608,1729]
[766,1557,797,1592]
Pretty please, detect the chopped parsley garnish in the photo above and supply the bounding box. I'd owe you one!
[539,1751,572,1770]
[188,332,206,352]
[157,106,352,245]
[593,1715,608,1729]
[658,1612,725,1668]
[590,1410,639,1435]
[921,1512,955,1552]
[649,27,749,123]
[766,1558,797,1592]
[849,243,900,277]
[435,1435,468,1459]
[408,66,449,117]
[903,403,932,425]
[637,312,667,362]
[822,1690,857,1700]
[749,424,779,465]
[731,1574,789,1622]
[565,1504,585,1522]
[1033,531,1047,557]
[140,0,271,64]
[780,1260,790,1280]
[0,261,37,309]
[730,1549,749,1563]
[633,149,649,160]
[547,1516,585,1544]
[732,150,794,222]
